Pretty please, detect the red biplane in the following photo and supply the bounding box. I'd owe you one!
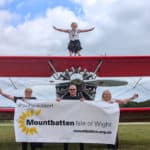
[0,56,150,121]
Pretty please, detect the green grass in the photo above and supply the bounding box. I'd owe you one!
[0,123,150,150]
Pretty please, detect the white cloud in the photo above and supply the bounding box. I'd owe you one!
[71,0,150,55]
[0,10,13,25]
[0,0,13,6]
[0,6,89,55]
[1,1,150,56]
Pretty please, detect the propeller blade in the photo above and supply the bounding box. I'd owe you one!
[84,79,128,87]
[49,80,70,85]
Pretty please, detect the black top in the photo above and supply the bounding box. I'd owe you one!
[13,96,36,103]
[62,95,80,100]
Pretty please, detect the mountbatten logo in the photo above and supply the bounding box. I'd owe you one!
[18,109,41,135]
[18,109,75,135]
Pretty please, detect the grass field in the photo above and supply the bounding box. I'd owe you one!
[0,123,150,150]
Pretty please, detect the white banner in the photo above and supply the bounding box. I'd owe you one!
[14,100,119,144]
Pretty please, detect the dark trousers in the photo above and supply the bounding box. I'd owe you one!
[64,143,84,150]
[107,135,118,150]
[22,142,43,150]
[22,143,36,150]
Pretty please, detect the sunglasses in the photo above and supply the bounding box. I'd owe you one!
[69,89,76,91]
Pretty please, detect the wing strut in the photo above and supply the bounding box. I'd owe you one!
[94,60,103,74]
[133,77,142,88]
[48,61,58,79]
[9,78,17,89]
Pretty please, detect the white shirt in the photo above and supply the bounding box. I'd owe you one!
[68,29,80,41]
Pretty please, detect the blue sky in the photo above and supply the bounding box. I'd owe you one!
[1,0,83,24]
[0,0,150,56]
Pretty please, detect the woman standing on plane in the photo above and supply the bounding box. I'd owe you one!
[53,22,95,56]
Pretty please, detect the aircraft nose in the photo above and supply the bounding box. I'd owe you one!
[71,73,83,80]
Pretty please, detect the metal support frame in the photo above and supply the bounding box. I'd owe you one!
[48,61,58,79]
[9,78,17,89]
[133,77,142,88]
[94,60,103,74]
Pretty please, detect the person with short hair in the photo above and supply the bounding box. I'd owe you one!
[53,22,95,56]
[57,84,84,150]
[0,88,43,150]
[101,90,139,150]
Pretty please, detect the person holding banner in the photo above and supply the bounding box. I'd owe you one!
[0,88,43,150]
[57,84,84,150]
[101,90,139,150]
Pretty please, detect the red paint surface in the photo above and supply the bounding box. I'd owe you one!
[0,56,150,77]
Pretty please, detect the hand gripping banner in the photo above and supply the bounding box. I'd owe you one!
[14,100,119,144]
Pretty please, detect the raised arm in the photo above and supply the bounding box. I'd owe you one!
[53,26,69,33]
[0,88,14,100]
[79,27,95,33]
[115,94,139,104]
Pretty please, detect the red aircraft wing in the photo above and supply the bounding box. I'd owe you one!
[98,56,150,77]
[0,56,150,77]
[0,56,150,120]
[0,56,100,77]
